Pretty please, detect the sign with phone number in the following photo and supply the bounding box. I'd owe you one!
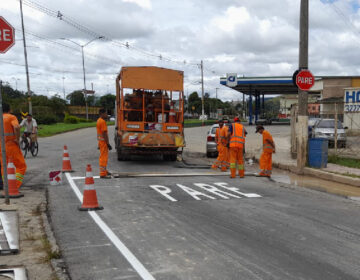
[344,89,360,113]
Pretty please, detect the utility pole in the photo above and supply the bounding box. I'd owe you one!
[297,0,309,171]
[62,75,66,101]
[61,37,103,120]
[215,87,219,100]
[0,81,10,204]
[19,0,32,114]
[200,60,205,125]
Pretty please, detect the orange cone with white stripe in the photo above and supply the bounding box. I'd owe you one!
[79,164,103,211]
[0,159,24,198]
[62,145,73,172]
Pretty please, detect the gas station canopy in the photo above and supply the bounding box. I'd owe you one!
[220,76,298,95]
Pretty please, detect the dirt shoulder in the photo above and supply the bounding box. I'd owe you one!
[0,185,67,280]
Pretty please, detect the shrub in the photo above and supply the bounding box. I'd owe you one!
[64,114,79,124]
[36,114,57,125]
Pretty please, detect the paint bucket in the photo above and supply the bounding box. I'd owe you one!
[129,135,138,145]
[49,171,62,185]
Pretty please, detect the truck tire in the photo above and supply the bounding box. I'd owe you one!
[164,154,177,161]
[117,149,129,161]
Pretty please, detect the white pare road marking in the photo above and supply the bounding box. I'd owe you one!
[65,173,155,280]
[149,182,262,202]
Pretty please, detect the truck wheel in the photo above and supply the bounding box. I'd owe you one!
[117,149,129,161]
[164,154,177,161]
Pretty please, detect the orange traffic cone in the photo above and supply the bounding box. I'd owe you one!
[169,102,176,123]
[62,145,73,172]
[78,164,103,211]
[0,160,24,198]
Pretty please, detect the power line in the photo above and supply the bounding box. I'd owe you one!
[17,0,200,68]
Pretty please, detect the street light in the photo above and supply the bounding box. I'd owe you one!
[60,36,104,119]
[12,78,20,90]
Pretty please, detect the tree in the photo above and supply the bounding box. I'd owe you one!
[98,94,116,111]
[66,90,85,106]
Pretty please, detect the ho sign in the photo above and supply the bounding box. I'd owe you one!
[296,69,315,91]
[344,88,360,112]
[0,16,15,54]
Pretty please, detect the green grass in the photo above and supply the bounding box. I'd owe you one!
[184,119,217,127]
[37,121,114,137]
[328,155,360,169]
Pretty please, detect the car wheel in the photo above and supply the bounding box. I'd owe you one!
[206,152,212,158]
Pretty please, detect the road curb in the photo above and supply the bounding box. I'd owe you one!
[43,188,71,280]
[271,161,360,188]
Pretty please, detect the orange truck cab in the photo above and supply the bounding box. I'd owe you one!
[114,66,185,161]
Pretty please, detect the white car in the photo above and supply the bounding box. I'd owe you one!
[312,119,347,148]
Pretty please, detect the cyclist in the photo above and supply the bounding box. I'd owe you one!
[20,114,37,146]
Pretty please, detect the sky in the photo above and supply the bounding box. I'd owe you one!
[0,0,360,101]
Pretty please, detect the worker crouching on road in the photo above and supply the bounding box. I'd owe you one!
[0,103,27,188]
[256,125,275,177]
[211,120,229,171]
[227,117,246,178]
[219,120,230,171]
[97,109,112,179]
[211,120,223,170]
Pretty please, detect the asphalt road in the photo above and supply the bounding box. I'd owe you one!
[27,126,360,280]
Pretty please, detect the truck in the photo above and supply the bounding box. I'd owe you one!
[114,66,185,161]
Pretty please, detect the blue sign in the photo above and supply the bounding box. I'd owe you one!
[228,76,236,82]
[344,90,360,112]
[345,90,360,103]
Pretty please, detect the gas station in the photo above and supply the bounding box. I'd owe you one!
[220,75,298,124]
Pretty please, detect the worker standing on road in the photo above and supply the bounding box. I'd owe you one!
[256,125,275,177]
[219,120,229,171]
[211,120,224,170]
[97,109,112,179]
[227,117,246,178]
[0,103,27,188]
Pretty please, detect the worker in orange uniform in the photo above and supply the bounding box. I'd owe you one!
[0,103,27,188]
[97,109,112,179]
[256,125,275,177]
[219,120,229,171]
[211,120,225,170]
[227,117,247,178]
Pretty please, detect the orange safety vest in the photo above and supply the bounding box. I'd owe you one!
[96,118,107,141]
[263,130,274,153]
[220,125,229,146]
[230,123,245,148]
[3,113,18,143]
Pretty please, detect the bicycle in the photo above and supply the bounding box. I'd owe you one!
[20,133,39,158]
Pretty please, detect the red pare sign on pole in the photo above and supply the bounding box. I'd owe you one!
[296,69,315,91]
[0,16,15,54]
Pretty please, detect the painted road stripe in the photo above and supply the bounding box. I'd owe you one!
[65,173,155,280]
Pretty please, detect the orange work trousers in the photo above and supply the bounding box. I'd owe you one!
[212,144,222,169]
[229,146,244,178]
[0,142,27,188]
[99,141,109,176]
[259,151,272,177]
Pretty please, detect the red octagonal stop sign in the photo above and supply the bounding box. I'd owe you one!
[296,69,315,91]
[0,16,15,54]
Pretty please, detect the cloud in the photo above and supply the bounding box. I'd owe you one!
[0,0,359,102]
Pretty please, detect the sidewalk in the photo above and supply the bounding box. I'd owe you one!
[183,126,360,196]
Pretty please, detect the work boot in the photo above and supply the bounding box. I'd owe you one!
[239,170,245,178]
[100,174,112,179]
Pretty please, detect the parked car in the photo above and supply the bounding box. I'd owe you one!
[255,118,272,125]
[312,119,347,148]
[206,124,220,157]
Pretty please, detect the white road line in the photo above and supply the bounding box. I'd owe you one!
[65,172,156,280]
